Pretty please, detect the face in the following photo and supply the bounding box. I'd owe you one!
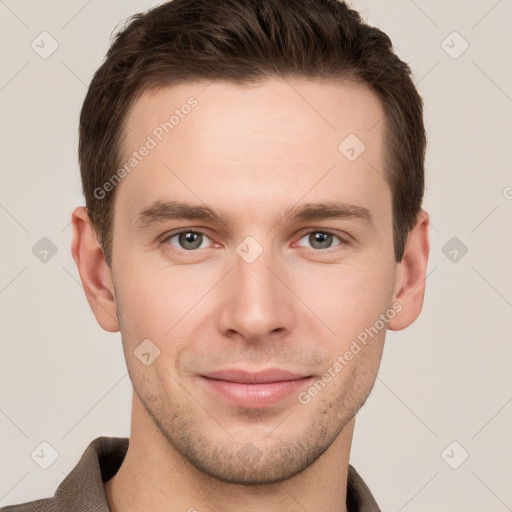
[108,78,398,484]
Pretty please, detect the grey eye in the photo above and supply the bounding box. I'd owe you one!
[168,231,211,250]
[296,231,342,250]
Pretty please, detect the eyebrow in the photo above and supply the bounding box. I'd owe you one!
[133,200,374,230]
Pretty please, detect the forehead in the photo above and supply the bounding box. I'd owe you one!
[116,77,389,224]
[122,77,385,158]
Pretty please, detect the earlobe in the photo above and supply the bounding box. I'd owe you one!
[387,209,430,331]
[70,206,120,333]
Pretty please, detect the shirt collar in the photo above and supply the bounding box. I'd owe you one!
[53,436,381,512]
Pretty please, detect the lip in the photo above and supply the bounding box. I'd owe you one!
[200,369,313,408]
[203,368,308,384]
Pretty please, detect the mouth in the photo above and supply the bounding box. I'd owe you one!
[200,369,313,408]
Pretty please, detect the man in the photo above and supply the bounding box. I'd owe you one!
[1,0,429,510]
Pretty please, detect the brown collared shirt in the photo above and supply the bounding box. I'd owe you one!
[1,437,382,511]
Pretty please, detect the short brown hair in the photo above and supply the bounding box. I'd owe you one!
[79,0,426,267]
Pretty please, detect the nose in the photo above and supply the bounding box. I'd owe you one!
[216,243,296,344]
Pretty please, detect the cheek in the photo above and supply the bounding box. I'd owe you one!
[115,255,218,346]
[294,260,393,337]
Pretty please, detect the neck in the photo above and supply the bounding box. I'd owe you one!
[105,393,354,512]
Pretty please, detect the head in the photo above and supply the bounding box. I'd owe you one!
[72,0,429,485]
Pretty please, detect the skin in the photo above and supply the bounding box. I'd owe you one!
[71,77,429,512]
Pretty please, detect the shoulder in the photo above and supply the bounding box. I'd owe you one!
[0,497,57,512]
[1,436,128,512]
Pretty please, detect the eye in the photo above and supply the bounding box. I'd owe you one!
[160,229,346,253]
[163,230,214,251]
[295,230,345,250]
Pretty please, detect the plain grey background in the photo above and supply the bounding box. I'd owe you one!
[1,1,511,510]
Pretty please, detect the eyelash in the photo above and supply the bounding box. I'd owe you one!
[160,228,348,253]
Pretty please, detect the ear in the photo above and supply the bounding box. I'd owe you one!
[387,209,430,331]
[70,206,120,332]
